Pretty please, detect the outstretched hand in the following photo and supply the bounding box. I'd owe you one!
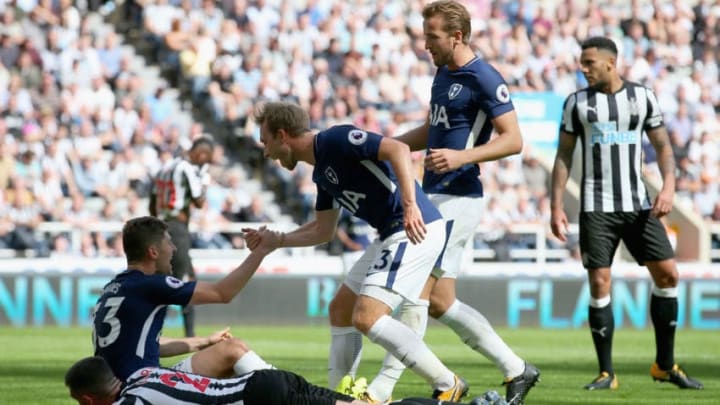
[241,226,282,253]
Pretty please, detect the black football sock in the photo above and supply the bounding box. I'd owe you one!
[650,293,677,370]
[589,304,615,375]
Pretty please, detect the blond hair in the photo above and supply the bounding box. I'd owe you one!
[253,101,310,138]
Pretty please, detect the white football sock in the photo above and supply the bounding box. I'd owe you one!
[367,314,455,391]
[328,326,363,388]
[232,350,274,375]
[439,299,524,378]
[367,299,429,401]
[651,286,678,298]
[589,295,611,308]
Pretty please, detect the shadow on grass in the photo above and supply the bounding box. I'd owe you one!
[523,358,716,381]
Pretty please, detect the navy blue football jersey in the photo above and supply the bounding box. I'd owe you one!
[313,125,441,239]
[425,57,515,196]
[92,270,196,381]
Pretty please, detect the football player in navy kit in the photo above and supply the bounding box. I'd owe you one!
[93,216,276,382]
[244,101,468,402]
[358,1,538,404]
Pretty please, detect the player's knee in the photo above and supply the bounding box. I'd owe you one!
[588,272,611,295]
[428,286,457,319]
[350,311,374,334]
[648,260,679,288]
[328,296,353,325]
[654,269,679,288]
[428,299,449,319]
[218,338,250,362]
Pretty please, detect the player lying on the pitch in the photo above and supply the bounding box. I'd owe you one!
[66,356,507,405]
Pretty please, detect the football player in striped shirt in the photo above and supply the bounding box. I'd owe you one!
[66,356,507,405]
[150,136,215,338]
[550,36,703,391]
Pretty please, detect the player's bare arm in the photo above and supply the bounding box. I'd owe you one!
[426,110,523,173]
[647,126,676,218]
[243,209,341,250]
[158,327,233,357]
[550,131,578,241]
[189,233,275,304]
[378,137,426,244]
[394,117,431,151]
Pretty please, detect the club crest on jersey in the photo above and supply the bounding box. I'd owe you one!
[448,83,463,100]
[165,276,184,289]
[496,84,510,103]
[348,129,368,145]
[324,167,339,184]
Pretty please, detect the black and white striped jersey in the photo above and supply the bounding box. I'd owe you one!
[115,367,253,405]
[560,81,664,212]
[151,158,205,220]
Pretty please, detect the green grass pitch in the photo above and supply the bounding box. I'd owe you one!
[1,325,716,404]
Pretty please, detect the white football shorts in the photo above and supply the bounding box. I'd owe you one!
[429,194,485,279]
[343,219,446,309]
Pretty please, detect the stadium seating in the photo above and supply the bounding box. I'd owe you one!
[0,0,718,263]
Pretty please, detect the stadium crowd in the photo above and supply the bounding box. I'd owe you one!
[0,0,719,260]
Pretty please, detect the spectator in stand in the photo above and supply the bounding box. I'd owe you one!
[237,194,272,223]
[3,176,47,255]
[0,0,718,261]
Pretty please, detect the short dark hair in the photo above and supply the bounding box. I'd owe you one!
[581,36,618,56]
[191,136,214,151]
[122,216,168,262]
[65,356,116,397]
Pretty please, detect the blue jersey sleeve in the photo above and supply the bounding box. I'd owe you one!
[473,65,514,119]
[313,127,384,212]
[328,126,383,161]
[143,275,195,306]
